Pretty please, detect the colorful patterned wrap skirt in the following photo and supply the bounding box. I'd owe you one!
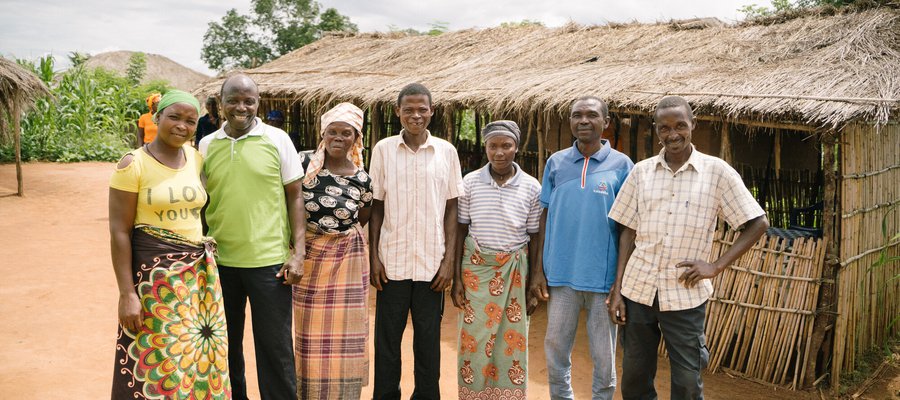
[293,223,370,399]
[458,236,528,400]
[111,225,230,399]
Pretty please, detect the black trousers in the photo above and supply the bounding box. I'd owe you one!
[620,296,709,400]
[373,279,444,400]
[219,264,297,400]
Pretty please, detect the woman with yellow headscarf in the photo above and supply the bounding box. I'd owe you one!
[293,102,372,399]
[136,93,160,146]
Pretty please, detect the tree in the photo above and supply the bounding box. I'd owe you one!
[201,0,357,72]
[738,0,878,19]
[126,52,146,86]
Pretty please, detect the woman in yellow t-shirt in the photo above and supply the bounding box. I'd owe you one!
[136,93,160,146]
[109,90,231,399]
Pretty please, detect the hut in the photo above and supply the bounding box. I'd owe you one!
[195,7,900,391]
[0,57,51,196]
[86,51,209,91]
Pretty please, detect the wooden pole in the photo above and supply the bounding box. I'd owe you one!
[720,120,733,164]
[14,104,23,197]
[805,130,839,388]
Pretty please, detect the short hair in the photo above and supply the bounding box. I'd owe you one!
[397,83,432,107]
[205,96,217,106]
[653,96,694,121]
[570,96,609,118]
[220,74,259,98]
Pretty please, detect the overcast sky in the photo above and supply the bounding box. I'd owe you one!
[0,0,755,76]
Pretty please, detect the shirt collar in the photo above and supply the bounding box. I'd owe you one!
[565,139,611,164]
[213,117,266,141]
[477,162,523,187]
[655,144,704,173]
[397,129,435,150]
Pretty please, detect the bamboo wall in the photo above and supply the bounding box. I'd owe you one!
[832,122,900,387]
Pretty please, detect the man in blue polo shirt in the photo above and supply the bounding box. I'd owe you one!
[530,96,633,400]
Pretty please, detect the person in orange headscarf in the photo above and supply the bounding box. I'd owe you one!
[136,93,161,147]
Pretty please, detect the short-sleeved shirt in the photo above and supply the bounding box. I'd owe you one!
[540,141,634,293]
[369,131,464,282]
[109,145,207,242]
[299,151,374,233]
[608,146,765,311]
[199,118,304,268]
[138,113,158,144]
[458,162,541,251]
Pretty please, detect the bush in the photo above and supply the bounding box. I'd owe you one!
[0,55,171,163]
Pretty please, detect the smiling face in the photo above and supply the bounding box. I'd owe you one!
[221,77,259,136]
[395,94,433,136]
[485,135,517,173]
[322,121,357,160]
[156,103,199,148]
[654,105,695,157]
[569,99,609,145]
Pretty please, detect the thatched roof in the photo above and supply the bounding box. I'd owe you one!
[85,51,209,91]
[196,8,900,127]
[0,57,50,145]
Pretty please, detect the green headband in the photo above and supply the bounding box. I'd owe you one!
[154,90,201,118]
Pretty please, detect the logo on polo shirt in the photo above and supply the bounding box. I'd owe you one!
[593,181,609,195]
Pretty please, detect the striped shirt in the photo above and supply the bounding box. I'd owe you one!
[458,163,541,251]
[369,131,464,281]
[608,146,765,311]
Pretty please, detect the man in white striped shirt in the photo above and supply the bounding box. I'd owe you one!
[369,83,464,400]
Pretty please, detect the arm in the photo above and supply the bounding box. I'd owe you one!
[431,198,459,292]
[369,200,387,290]
[525,228,544,315]
[608,224,636,325]
[450,222,470,308]
[109,187,141,333]
[527,209,551,305]
[357,206,372,227]
[136,124,144,148]
[677,215,769,287]
[276,180,306,285]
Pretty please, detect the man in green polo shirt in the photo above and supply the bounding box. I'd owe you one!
[199,74,305,400]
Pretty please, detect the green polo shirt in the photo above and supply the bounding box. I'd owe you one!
[199,118,304,267]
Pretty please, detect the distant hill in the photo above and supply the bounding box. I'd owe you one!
[84,51,209,91]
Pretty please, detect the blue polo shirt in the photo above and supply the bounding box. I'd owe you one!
[540,140,633,293]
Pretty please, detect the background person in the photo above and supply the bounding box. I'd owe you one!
[451,120,542,400]
[109,90,230,399]
[136,93,160,147]
[195,96,221,148]
[293,102,373,399]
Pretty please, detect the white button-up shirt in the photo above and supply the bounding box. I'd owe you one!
[369,131,464,281]
[608,146,765,311]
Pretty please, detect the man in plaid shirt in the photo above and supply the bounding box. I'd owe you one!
[607,96,769,400]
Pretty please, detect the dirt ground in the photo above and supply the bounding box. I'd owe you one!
[0,162,894,399]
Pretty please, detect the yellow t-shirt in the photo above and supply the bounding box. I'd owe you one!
[138,113,158,144]
[109,146,207,242]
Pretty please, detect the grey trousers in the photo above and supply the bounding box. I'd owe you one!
[620,296,709,400]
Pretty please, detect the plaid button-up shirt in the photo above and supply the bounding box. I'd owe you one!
[608,146,764,311]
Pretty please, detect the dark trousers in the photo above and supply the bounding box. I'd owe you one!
[373,279,444,400]
[220,264,297,400]
[621,296,709,400]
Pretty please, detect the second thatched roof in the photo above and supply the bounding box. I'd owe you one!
[195,8,900,127]
[0,57,50,144]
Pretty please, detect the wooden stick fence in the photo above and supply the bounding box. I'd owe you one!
[658,228,825,389]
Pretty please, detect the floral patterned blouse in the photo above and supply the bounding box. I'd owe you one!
[299,151,374,233]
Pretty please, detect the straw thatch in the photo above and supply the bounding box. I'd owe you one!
[195,8,900,128]
[85,51,209,91]
[0,56,51,196]
[0,57,50,145]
